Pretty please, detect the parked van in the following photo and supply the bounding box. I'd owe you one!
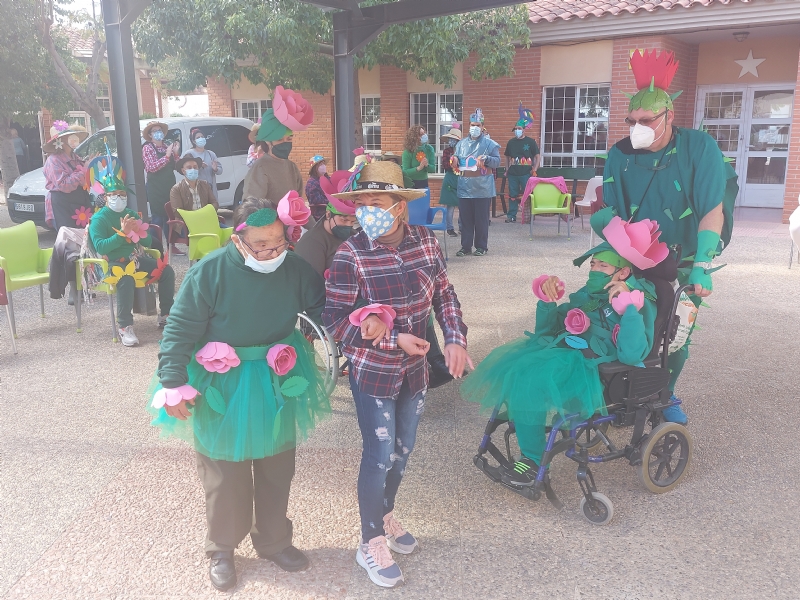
[7,117,254,228]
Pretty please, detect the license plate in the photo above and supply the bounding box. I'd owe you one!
[15,203,35,212]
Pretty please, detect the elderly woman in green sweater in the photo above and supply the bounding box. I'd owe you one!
[147,196,329,592]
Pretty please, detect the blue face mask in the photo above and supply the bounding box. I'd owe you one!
[194,137,207,147]
[151,130,165,142]
[514,129,523,139]
[448,139,457,148]
[185,168,199,181]
[469,126,481,138]
[355,203,399,241]
[420,133,428,144]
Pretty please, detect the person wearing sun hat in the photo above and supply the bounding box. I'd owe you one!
[246,121,262,167]
[43,121,91,231]
[323,160,472,589]
[451,108,501,257]
[146,195,329,591]
[243,86,313,202]
[504,104,540,223]
[461,218,666,482]
[590,49,738,424]
[305,154,331,220]
[440,124,462,237]
[142,121,178,249]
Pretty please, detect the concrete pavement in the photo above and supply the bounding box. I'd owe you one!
[1,207,799,599]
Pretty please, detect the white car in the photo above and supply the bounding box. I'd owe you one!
[7,117,254,228]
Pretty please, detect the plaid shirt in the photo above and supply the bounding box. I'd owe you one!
[323,224,467,399]
[44,152,85,193]
[142,142,172,173]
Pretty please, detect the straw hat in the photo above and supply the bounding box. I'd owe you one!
[248,122,261,143]
[332,161,426,201]
[442,127,462,141]
[42,122,88,153]
[142,121,168,141]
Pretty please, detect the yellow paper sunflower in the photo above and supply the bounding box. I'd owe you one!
[104,261,149,288]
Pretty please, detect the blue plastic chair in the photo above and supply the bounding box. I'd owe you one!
[407,189,448,260]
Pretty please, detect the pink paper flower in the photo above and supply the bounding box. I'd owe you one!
[611,324,620,346]
[288,225,302,243]
[602,216,669,270]
[611,290,645,315]
[267,344,297,376]
[531,274,565,302]
[72,206,91,227]
[323,269,331,280]
[127,219,150,243]
[272,86,314,131]
[564,308,590,335]
[151,384,199,409]
[349,303,397,331]
[196,341,241,373]
[277,190,311,227]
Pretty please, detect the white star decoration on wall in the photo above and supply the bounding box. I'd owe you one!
[735,50,766,78]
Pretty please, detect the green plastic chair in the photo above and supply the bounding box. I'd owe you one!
[177,204,233,262]
[0,221,53,347]
[528,183,573,240]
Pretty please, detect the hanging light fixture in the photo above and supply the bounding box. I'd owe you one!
[733,31,750,42]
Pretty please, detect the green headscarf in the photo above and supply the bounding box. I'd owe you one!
[573,242,632,269]
[255,109,291,143]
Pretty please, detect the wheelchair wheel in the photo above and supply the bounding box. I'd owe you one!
[574,422,610,450]
[296,313,339,397]
[579,492,614,526]
[638,422,692,494]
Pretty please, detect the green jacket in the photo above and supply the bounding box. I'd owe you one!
[89,207,151,263]
[401,144,436,187]
[157,244,325,388]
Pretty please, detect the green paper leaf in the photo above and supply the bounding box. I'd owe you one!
[679,207,693,219]
[603,176,614,183]
[682,254,696,262]
[634,361,646,368]
[204,386,226,415]
[664,208,674,221]
[280,376,309,398]
[595,153,608,160]
[654,158,659,167]
[674,180,682,192]
[272,405,284,440]
[700,301,711,308]
[723,156,734,163]
[590,336,609,357]
[666,147,678,156]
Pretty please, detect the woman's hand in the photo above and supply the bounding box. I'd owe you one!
[443,343,474,378]
[397,333,430,356]
[541,276,564,302]
[605,279,629,302]
[120,214,136,235]
[450,156,459,169]
[166,144,174,158]
[361,315,390,347]
[211,159,219,171]
[419,157,428,168]
[165,397,195,420]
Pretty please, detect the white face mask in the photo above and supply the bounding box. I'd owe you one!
[629,114,667,150]
[469,126,482,138]
[106,194,127,212]
[237,239,288,274]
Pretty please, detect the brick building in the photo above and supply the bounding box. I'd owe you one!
[208,0,800,222]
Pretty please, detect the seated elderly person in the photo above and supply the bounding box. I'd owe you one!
[89,170,175,347]
[169,154,220,256]
[293,195,358,277]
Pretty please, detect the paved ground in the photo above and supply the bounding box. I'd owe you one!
[1,203,799,599]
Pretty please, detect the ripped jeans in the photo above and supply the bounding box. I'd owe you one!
[350,372,425,543]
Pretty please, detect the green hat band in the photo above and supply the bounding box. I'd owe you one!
[100,173,128,194]
[244,207,278,228]
[255,109,291,142]
[327,202,344,216]
[593,250,632,269]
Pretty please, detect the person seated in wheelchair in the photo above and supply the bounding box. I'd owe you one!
[87,168,175,347]
[462,237,663,484]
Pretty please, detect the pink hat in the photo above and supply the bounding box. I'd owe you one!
[602,216,669,270]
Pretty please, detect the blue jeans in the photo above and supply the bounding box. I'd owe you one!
[350,373,425,542]
[446,205,455,230]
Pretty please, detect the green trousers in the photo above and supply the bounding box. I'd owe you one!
[115,255,175,327]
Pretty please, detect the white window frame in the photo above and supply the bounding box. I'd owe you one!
[96,81,112,121]
[541,84,610,173]
[236,99,272,122]
[360,95,381,154]
[410,92,463,175]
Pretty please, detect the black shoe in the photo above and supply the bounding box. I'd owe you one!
[473,248,487,257]
[506,457,540,486]
[257,545,310,572]
[504,217,516,223]
[447,228,458,237]
[427,355,454,389]
[455,248,471,257]
[209,551,236,591]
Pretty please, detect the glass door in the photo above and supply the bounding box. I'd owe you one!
[742,89,793,208]
[696,87,745,204]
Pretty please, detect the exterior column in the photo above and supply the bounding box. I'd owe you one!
[782,45,800,223]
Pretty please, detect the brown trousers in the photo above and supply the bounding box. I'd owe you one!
[195,448,295,557]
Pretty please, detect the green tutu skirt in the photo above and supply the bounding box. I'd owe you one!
[147,329,330,462]
[461,335,606,462]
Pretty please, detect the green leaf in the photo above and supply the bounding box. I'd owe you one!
[663,208,674,221]
[603,176,614,184]
[280,376,309,398]
[674,180,682,192]
[679,207,693,219]
[272,405,284,440]
[590,336,609,357]
[204,386,226,415]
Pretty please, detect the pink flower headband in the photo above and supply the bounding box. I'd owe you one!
[234,191,311,232]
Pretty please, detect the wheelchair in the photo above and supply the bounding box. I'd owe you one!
[297,312,340,396]
[473,283,694,525]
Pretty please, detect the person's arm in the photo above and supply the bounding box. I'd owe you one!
[533,301,564,336]
[294,235,327,278]
[532,140,540,173]
[202,182,219,210]
[169,183,184,213]
[89,210,129,256]
[294,164,304,196]
[157,270,212,388]
[483,141,501,170]
[44,155,85,193]
[210,151,222,174]
[298,261,326,325]
[425,145,436,174]
[401,150,420,179]
[504,141,512,169]
[142,143,170,173]
[243,161,268,199]
[615,302,654,366]
[430,238,467,348]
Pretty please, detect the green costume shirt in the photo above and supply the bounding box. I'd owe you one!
[596,127,737,260]
[504,136,539,177]
[401,144,436,187]
[89,207,152,263]
[157,244,325,389]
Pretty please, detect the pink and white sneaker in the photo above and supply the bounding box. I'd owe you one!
[356,535,404,588]
[383,511,418,554]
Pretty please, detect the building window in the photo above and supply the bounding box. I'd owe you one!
[236,99,272,122]
[542,85,609,174]
[96,82,111,119]
[361,96,381,153]
[410,92,463,174]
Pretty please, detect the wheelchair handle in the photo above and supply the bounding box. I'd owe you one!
[660,284,695,368]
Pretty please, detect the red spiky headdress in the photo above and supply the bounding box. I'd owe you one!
[630,50,679,91]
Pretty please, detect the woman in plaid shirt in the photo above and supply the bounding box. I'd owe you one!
[323,162,472,589]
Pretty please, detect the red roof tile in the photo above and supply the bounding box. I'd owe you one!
[528,0,752,23]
